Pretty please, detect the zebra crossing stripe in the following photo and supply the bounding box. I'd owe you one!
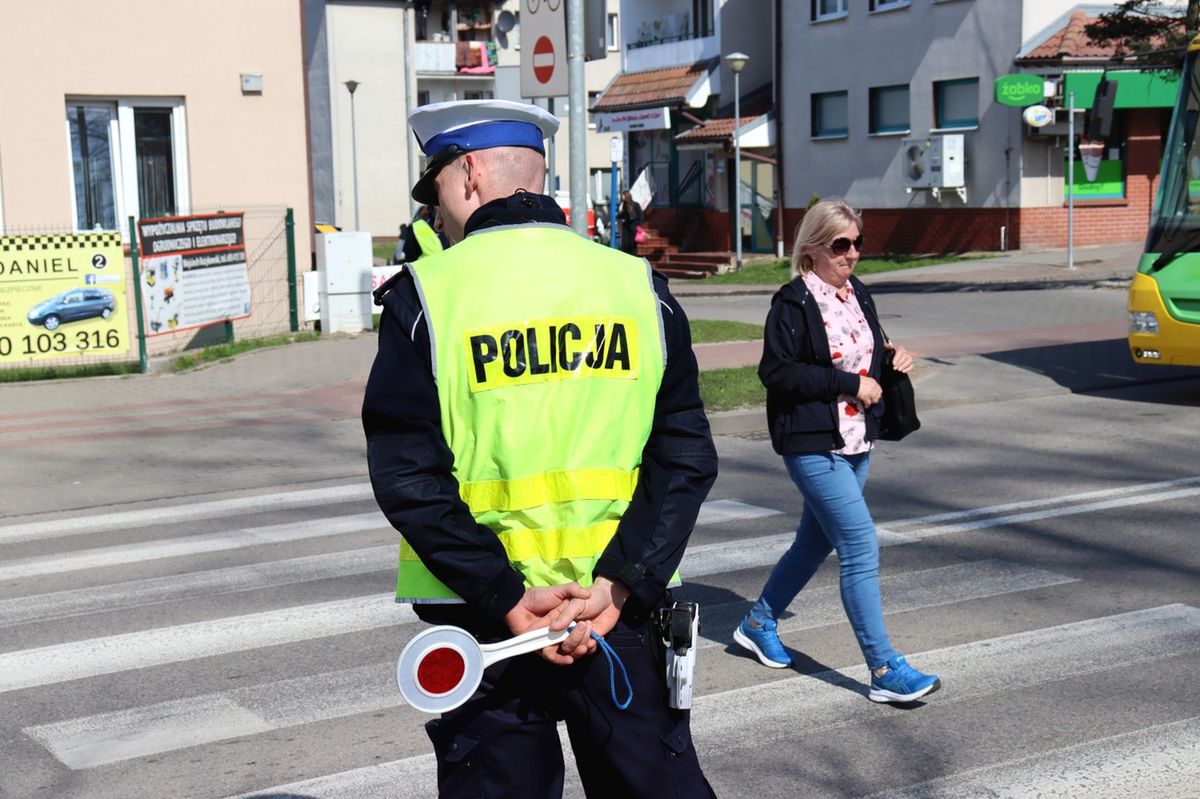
[694,499,782,526]
[0,512,388,582]
[0,596,415,694]
[860,716,1200,799]
[0,545,396,627]
[13,561,1075,769]
[0,483,376,544]
[223,605,1200,799]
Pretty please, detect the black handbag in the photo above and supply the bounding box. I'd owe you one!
[877,333,921,441]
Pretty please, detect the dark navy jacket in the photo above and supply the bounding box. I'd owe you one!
[362,193,718,625]
[759,273,886,455]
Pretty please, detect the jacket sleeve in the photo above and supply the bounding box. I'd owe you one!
[362,276,525,621]
[757,290,861,402]
[593,277,719,609]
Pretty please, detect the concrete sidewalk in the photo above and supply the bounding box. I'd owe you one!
[0,241,1148,436]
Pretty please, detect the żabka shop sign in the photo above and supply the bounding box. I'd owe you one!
[995,74,1045,108]
[137,213,251,336]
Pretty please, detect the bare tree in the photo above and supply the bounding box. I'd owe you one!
[1085,0,1200,64]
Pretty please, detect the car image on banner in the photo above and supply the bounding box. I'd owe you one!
[27,288,116,331]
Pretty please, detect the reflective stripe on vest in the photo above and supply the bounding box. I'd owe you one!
[400,223,666,602]
[412,218,444,258]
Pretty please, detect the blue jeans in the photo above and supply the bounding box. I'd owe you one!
[749,451,898,670]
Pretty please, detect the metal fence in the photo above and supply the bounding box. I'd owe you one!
[0,206,300,376]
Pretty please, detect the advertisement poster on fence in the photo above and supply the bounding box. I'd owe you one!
[0,232,130,364]
[137,213,251,336]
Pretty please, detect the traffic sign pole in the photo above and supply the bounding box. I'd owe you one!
[567,0,588,237]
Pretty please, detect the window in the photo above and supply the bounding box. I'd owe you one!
[869,0,910,11]
[606,13,618,50]
[692,0,714,37]
[812,91,849,138]
[812,0,848,22]
[418,90,431,106]
[869,84,910,134]
[934,78,979,129]
[463,90,494,100]
[588,92,602,128]
[67,100,187,231]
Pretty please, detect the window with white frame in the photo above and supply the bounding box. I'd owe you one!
[869,84,910,134]
[812,91,849,138]
[606,13,618,50]
[812,0,848,22]
[934,78,979,129]
[66,99,188,231]
[869,0,910,12]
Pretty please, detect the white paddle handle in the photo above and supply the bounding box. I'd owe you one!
[478,624,574,668]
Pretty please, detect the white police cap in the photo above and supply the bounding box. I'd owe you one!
[409,99,559,204]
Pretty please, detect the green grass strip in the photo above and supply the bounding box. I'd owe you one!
[698,365,765,412]
[0,361,144,383]
[705,253,988,285]
[690,319,763,344]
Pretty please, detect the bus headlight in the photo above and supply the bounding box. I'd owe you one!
[1129,312,1159,334]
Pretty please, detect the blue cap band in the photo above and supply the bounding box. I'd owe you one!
[422,121,546,159]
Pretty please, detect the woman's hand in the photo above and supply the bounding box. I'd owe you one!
[885,342,915,374]
[857,376,882,408]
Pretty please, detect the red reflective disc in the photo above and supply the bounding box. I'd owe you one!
[416,646,465,694]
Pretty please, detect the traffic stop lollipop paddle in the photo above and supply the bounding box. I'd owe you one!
[397,623,633,714]
[396,624,572,713]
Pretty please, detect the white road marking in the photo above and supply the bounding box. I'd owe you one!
[884,474,1200,529]
[0,596,415,694]
[694,499,782,526]
[224,605,1200,799]
[0,546,395,627]
[861,717,1200,799]
[0,512,389,582]
[0,483,376,544]
[22,560,1072,770]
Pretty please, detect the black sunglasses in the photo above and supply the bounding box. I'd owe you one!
[827,235,864,256]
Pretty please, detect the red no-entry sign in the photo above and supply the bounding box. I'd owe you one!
[533,35,556,84]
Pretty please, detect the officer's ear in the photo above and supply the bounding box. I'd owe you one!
[461,152,483,198]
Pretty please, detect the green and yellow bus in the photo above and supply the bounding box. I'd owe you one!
[1129,36,1200,366]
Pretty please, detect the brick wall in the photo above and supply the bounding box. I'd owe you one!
[643,207,732,251]
[779,206,1012,254]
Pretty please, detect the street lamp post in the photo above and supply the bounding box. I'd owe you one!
[725,52,749,268]
[344,80,361,231]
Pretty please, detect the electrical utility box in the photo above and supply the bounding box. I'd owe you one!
[316,232,373,334]
[901,134,965,190]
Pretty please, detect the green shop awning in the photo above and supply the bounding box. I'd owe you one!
[1062,70,1178,109]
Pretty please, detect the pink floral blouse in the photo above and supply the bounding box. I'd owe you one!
[802,271,875,455]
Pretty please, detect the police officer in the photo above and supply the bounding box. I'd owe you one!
[396,205,446,263]
[363,99,718,798]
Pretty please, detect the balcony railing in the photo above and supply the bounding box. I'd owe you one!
[628,11,713,50]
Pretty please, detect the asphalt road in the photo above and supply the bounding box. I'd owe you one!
[1,276,1199,798]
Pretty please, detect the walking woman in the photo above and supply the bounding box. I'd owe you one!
[732,198,940,704]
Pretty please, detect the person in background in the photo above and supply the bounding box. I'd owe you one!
[395,205,446,263]
[732,198,941,705]
[364,99,718,797]
[617,190,643,255]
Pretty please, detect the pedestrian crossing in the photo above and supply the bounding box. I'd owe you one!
[2,479,1197,798]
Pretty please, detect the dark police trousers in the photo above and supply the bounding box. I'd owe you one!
[421,604,716,799]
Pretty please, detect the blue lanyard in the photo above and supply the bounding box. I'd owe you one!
[590,632,633,710]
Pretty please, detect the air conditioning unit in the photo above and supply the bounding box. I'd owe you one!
[901,134,965,200]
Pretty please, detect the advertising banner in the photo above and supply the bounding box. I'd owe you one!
[137,213,251,335]
[594,107,672,133]
[0,232,129,363]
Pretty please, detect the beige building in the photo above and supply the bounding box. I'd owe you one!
[0,1,313,357]
[0,1,311,246]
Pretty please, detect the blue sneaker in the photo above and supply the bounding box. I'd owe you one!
[869,655,940,703]
[733,616,791,668]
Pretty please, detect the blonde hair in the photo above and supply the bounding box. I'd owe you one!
[790,198,863,278]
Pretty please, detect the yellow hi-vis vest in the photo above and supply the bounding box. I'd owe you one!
[399,223,667,602]
[412,218,444,258]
